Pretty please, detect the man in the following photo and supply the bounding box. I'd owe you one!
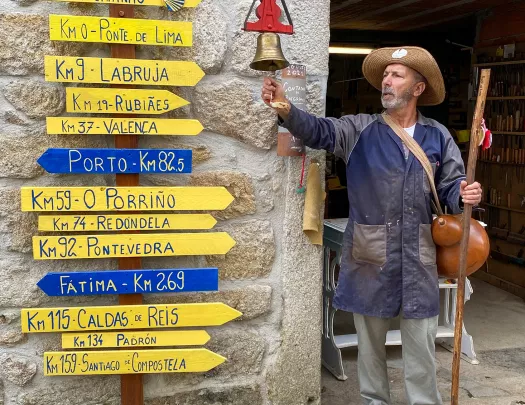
[262,46,482,405]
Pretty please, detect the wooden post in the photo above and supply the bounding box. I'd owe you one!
[108,4,143,405]
[450,69,491,405]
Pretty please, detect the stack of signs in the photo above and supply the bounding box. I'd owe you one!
[20,0,242,377]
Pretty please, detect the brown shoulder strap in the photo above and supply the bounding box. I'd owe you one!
[382,113,444,216]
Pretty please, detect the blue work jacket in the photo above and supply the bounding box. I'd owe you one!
[281,105,466,319]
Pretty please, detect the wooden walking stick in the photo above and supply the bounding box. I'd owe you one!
[451,68,491,405]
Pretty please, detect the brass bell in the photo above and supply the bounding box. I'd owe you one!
[250,32,290,72]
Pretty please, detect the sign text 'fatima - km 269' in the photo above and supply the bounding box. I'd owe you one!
[45,56,205,86]
[65,88,188,115]
[33,232,236,260]
[37,268,219,296]
[21,303,242,333]
[46,117,203,136]
[49,15,192,47]
[62,330,211,349]
[39,214,217,232]
[50,0,202,7]
[44,349,225,376]
[37,148,192,174]
[21,187,234,212]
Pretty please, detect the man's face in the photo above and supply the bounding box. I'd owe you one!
[381,64,422,109]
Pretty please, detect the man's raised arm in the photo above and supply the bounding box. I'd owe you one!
[261,77,369,162]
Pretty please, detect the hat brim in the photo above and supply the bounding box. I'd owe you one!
[362,47,445,106]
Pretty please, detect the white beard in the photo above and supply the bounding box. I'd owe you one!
[381,86,414,109]
[381,95,409,109]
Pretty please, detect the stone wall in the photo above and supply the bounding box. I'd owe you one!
[0,0,330,404]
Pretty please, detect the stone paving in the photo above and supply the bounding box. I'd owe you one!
[322,278,525,405]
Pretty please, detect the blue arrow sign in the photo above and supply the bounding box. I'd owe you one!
[37,268,218,296]
[37,148,192,174]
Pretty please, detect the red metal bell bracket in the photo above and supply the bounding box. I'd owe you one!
[243,0,294,35]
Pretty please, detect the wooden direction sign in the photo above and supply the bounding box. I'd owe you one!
[45,56,205,86]
[38,214,217,232]
[37,268,219,296]
[65,88,188,115]
[33,232,236,260]
[50,0,202,7]
[37,148,192,174]
[44,348,225,376]
[49,15,192,47]
[62,330,211,349]
[46,117,203,136]
[21,303,242,333]
[21,187,234,212]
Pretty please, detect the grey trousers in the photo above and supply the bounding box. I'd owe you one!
[353,313,443,405]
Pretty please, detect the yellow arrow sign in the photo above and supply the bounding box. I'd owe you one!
[33,232,236,260]
[45,56,205,86]
[49,15,192,47]
[62,330,211,349]
[21,187,234,212]
[44,349,225,376]
[65,88,188,115]
[22,303,242,333]
[46,117,203,136]
[50,0,202,8]
[39,214,217,232]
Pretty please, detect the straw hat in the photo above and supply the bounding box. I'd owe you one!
[362,46,445,106]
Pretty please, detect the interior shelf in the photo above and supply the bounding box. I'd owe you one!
[473,60,525,67]
[478,160,525,166]
[490,249,525,267]
[487,96,525,100]
[482,203,525,214]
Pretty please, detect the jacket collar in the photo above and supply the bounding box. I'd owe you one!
[378,111,429,171]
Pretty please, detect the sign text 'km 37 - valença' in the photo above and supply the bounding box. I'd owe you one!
[46,117,203,136]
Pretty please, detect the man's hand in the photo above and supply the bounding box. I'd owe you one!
[261,77,290,118]
[460,181,482,205]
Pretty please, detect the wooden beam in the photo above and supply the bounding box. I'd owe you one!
[400,10,477,31]
[331,0,423,23]
[330,0,364,13]
[371,0,476,29]
[108,4,143,405]
[478,1,525,45]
